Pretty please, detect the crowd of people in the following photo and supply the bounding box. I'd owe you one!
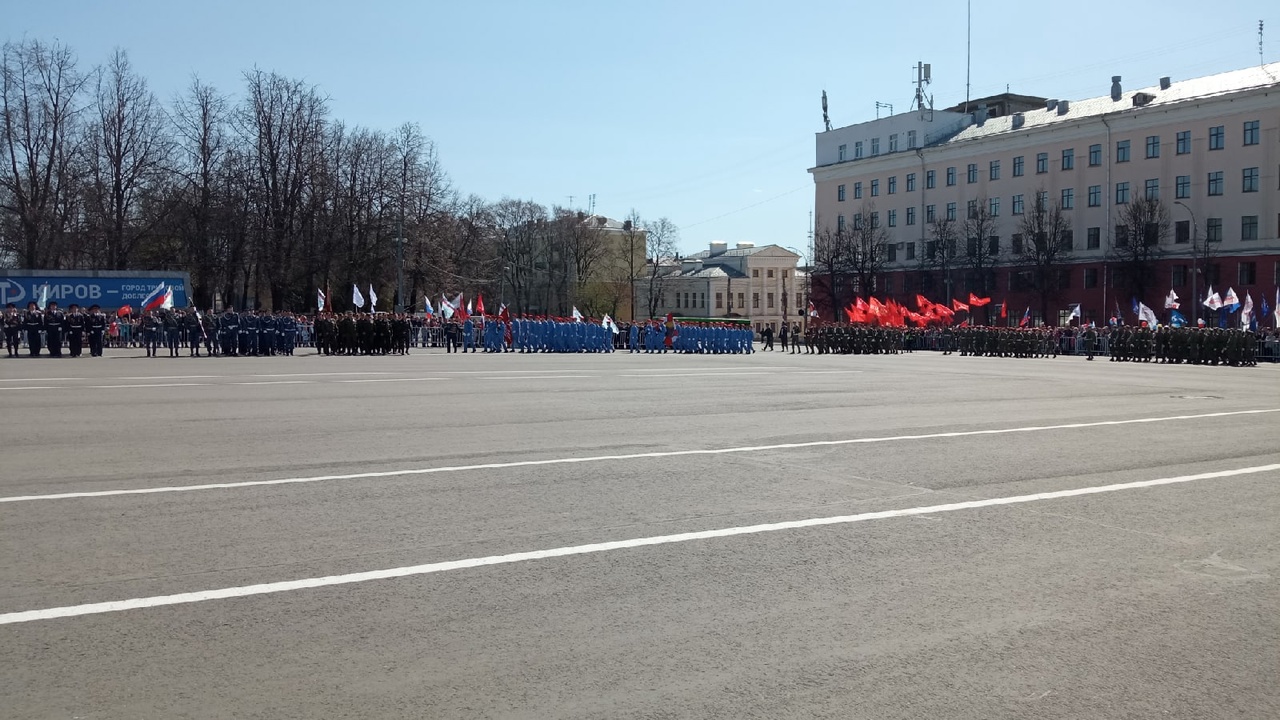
[6,299,1276,366]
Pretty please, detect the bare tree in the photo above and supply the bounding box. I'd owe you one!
[848,203,889,300]
[810,218,850,319]
[1110,194,1170,307]
[169,76,230,307]
[961,197,1001,323]
[493,198,547,314]
[644,216,678,319]
[0,39,89,268]
[619,208,646,320]
[1015,189,1072,323]
[925,215,962,301]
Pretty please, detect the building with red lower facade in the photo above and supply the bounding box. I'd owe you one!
[809,63,1280,327]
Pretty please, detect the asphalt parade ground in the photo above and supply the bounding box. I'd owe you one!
[3,348,1279,719]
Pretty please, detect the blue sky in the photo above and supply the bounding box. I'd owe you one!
[9,0,1276,257]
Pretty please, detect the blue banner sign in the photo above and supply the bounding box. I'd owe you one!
[0,275,189,309]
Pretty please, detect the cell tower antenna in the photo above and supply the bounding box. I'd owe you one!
[821,90,832,132]
[567,195,575,209]
[588,194,596,216]
[913,61,934,120]
[1260,20,1265,66]
[875,101,893,119]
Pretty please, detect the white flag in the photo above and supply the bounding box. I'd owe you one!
[1240,292,1254,328]
[1203,286,1222,310]
[1222,287,1239,309]
[317,289,326,311]
[571,306,584,322]
[602,314,619,334]
[1066,303,1081,322]
[352,283,365,308]
[1164,290,1179,310]
[160,286,174,310]
[36,283,50,310]
[1137,301,1159,328]
[369,284,378,309]
[440,294,454,319]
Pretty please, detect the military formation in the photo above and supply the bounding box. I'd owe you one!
[311,312,413,355]
[5,301,110,358]
[1107,325,1260,366]
[807,326,910,355]
[951,326,1063,358]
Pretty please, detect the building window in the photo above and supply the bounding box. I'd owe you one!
[870,211,880,228]
[871,137,880,155]
[1243,120,1259,146]
[1239,261,1257,285]
[1206,217,1222,242]
[837,215,845,233]
[715,292,723,309]
[766,268,774,278]
[906,173,916,192]
[1116,140,1130,163]
[1061,188,1074,210]
[1011,234,1024,255]
[1209,125,1224,150]
[1207,171,1223,196]
[853,182,863,199]
[1012,194,1024,215]
[886,243,898,262]
[1088,144,1102,166]
[888,209,897,227]
[1062,148,1074,171]
[1013,155,1025,177]
[990,197,1000,217]
[888,176,897,194]
[967,163,978,183]
[1087,226,1101,249]
[967,199,978,219]
[990,160,1000,180]
[1060,230,1074,251]
[1172,264,1188,287]
[1175,220,1190,244]
[1176,131,1191,155]
[853,213,863,230]
[854,141,863,158]
[1243,167,1259,193]
[906,206,916,225]
[1176,175,1190,199]
[752,268,760,278]
[1115,225,1129,247]
[1145,135,1160,159]
[837,184,846,202]
[946,202,957,221]
[674,293,680,309]
[1116,182,1130,204]
[926,204,936,222]
[883,276,893,293]
[838,144,847,161]
[1084,267,1098,288]
[907,130,918,148]
[906,242,916,260]
[767,293,774,308]
[871,179,880,197]
[1036,152,1048,173]
[946,167,956,186]
[889,134,899,152]
[752,293,760,309]
[926,170,936,189]
[795,292,802,308]
[1037,190,1048,209]
[988,236,999,255]
[1088,185,1101,207]
[1242,215,1258,241]
[737,293,744,309]
[1144,178,1159,201]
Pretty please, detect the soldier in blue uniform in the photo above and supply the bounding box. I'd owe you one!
[44,301,65,357]
[220,308,240,356]
[86,304,107,357]
[64,303,86,357]
[23,301,44,356]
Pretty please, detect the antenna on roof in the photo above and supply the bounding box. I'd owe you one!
[822,90,832,132]
[875,101,893,119]
[1261,20,1266,66]
[965,0,972,113]
[913,62,934,120]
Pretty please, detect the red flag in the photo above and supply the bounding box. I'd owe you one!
[1019,307,1031,327]
[959,319,970,328]
[968,293,991,307]
[855,297,869,312]
[867,297,884,317]
[999,300,1008,319]
[951,298,970,312]
[915,294,932,311]
[475,294,486,316]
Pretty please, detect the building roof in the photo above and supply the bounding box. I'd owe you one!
[943,62,1280,146]
[672,264,748,280]
[685,244,800,260]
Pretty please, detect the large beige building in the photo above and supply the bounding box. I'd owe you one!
[643,243,803,332]
[809,63,1280,326]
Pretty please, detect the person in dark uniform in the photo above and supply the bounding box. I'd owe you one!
[163,308,181,357]
[86,304,107,357]
[140,310,162,357]
[1082,323,1098,361]
[3,302,21,356]
[44,301,65,357]
[220,307,240,356]
[184,308,205,356]
[64,303,86,357]
[22,301,44,356]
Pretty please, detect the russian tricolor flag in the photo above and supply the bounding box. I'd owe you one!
[140,282,167,313]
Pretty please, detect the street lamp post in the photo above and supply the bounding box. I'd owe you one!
[394,215,405,313]
[1174,201,1198,323]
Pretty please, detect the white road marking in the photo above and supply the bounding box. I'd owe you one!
[795,370,865,375]
[0,377,86,382]
[248,372,392,378]
[335,378,449,383]
[2,408,1275,504]
[485,375,595,380]
[117,375,221,380]
[228,381,314,386]
[2,463,1275,626]
[85,383,208,389]
[0,386,63,391]
[618,372,776,378]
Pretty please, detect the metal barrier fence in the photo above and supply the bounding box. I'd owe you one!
[908,332,1279,362]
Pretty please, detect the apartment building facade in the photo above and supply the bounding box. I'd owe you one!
[644,243,803,332]
[809,63,1280,326]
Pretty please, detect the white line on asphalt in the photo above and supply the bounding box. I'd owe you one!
[0,377,85,382]
[618,372,777,378]
[3,463,1275,626]
[117,375,222,380]
[485,375,595,380]
[0,386,63,391]
[85,383,208,388]
[2,408,1276,504]
[248,372,393,378]
[795,371,865,375]
[335,378,449,383]
[228,381,314,386]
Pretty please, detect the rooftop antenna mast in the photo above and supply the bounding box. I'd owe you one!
[1260,20,1266,66]
[588,194,596,216]
[913,61,934,120]
[875,101,893,119]
[821,90,832,132]
[965,0,972,112]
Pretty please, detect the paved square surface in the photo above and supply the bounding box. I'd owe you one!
[3,349,1279,718]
